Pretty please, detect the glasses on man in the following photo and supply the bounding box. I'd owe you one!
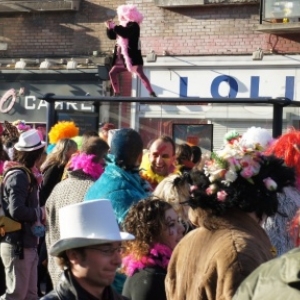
[85,246,126,256]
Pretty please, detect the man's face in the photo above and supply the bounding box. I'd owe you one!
[70,242,122,289]
[149,139,175,176]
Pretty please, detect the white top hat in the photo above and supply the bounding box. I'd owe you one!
[49,199,134,256]
[14,129,46,152]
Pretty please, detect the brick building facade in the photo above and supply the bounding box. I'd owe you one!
[0,1,299,58]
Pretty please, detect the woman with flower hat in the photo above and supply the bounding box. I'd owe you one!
[165,136,295,300]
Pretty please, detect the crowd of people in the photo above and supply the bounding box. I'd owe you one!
[0,118,300,300]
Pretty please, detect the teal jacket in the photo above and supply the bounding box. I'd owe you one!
[84,155,151,224]
[233,247,300,300]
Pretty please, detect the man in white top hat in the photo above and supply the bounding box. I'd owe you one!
[41,199,133,300]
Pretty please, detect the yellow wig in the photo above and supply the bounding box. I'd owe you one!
[48,121,79,144]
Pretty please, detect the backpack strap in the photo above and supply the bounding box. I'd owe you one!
[2,166,34,193]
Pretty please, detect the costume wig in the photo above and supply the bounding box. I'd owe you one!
[265,128,300,188]
[48,121,79,145]
[117,4,143,24]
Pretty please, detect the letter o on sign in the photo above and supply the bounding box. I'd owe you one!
[0,89,17,113]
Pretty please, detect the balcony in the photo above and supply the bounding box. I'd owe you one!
[0,0,81,13]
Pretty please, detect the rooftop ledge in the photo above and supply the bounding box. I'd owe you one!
[255,22,300,34]
[0,0,80,13]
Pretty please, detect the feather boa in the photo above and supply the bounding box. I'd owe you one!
[117,20,133,72]
[140,154,180,188]
[122,243,172,276]
[69,153,104,179]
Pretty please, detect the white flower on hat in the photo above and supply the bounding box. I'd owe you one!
[263,177,278,191]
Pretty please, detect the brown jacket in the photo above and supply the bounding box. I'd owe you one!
[165,208,274,300]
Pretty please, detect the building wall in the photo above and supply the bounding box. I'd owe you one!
[0,1,299,59]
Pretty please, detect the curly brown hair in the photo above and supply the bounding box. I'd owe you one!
[122,197,172,260]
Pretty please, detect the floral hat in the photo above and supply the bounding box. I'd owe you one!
[189,133,295,219]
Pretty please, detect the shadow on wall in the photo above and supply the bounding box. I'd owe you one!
[0,1,119,57]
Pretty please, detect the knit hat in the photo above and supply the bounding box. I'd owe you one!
[110,128,143,170]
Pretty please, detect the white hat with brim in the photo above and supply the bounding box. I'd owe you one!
[49,199,134,257]
[14,129,46,152]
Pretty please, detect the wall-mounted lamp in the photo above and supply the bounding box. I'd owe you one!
[66,58,77,69]
[146,50,157,63]
[252,48,264,61]
[40,58,52,70]
[15,58,26,70]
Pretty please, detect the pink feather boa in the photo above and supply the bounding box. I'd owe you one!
[69,153,104,180]
[122,243,172,276]
[117,28,133,72]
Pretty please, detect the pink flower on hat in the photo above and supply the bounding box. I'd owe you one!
[240,166,254,179]
[206,184,217,195]
[217,190,227,202]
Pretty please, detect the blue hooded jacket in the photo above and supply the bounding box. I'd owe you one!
[84,154,151,224]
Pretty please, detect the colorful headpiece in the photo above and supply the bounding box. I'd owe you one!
[117,4,143,24]
[12,120,31,134]
[265,128,300,187]
[48,121,79,145]
[189,132,295,219]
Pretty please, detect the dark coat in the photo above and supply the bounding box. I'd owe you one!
[2,168,40,248]
[39,164,65,206]
[41,270,127,300]
[122,266,167,300]
[107,22,144,67]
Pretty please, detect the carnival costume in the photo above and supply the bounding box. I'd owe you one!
[106,4,156,97]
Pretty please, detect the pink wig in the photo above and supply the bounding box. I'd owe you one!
[265,128,300,188]
[117,4,143,24]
